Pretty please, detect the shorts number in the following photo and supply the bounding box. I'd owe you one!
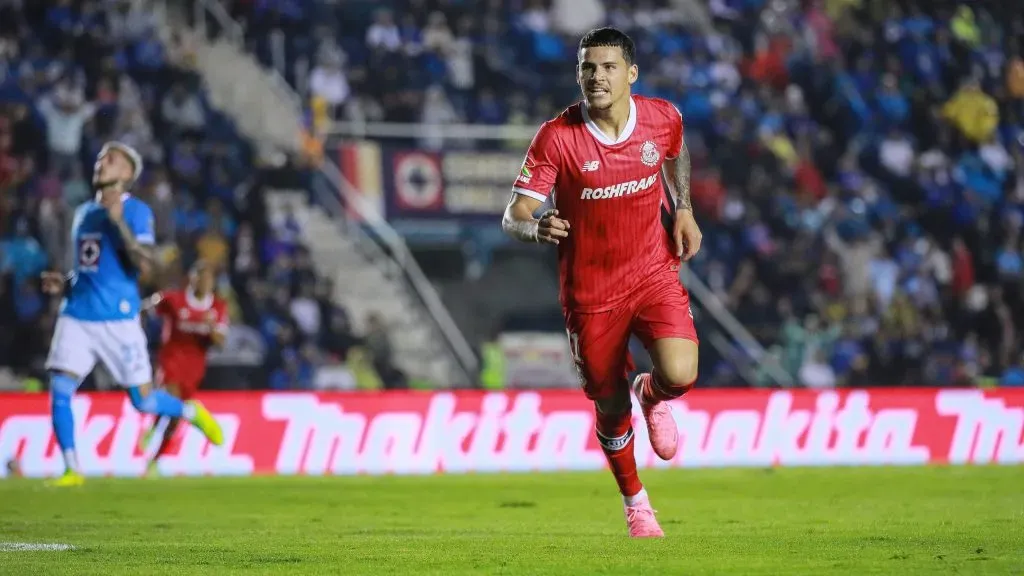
[567,331,587,389]
[568,332,582,365]
[121,343,145,374]
[78,238,101,271]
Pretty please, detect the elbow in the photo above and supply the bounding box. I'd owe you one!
[137,258,161,288]
[500,212,513,237]
[501,208,517,238]
[137,261,153,286]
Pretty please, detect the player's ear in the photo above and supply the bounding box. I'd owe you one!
[628,64,638,85]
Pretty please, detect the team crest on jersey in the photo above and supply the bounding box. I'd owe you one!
[640,140,660,167]
[180,308,190,320]
[78,236,101,272]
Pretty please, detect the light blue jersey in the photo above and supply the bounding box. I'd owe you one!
[61,194,156,322]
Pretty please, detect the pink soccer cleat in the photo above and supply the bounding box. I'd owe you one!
[624,492,665,538]
[633,374,679,461]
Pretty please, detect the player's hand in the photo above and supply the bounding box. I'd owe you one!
[41,271,65,295]
[674,208,702,261]
[99,189,124,223]
[537,209,570,245]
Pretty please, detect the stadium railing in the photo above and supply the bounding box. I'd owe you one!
[176,0,480,386]
[315,160,481,385]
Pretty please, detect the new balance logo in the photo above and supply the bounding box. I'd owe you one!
[582,161,600,172]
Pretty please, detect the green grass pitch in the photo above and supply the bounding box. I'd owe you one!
[1,466,1022,575]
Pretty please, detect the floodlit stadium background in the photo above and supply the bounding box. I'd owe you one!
[1,0,1024,478]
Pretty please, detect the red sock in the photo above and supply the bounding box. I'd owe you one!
[637,371,693,405]
[156,417,181,459]
[595,409,643,498]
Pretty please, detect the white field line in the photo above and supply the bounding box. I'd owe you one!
[0,542,76,552]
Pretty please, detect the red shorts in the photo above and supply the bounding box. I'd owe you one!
[156,358,205,400]
[564,271,698,400]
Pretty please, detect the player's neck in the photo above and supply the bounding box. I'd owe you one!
[585,96,632,141]
[94,185,129,201]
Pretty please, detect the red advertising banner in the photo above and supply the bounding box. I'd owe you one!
[1,389,1022,478]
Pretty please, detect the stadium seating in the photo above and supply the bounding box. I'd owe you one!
[229,0,1024,388]
[0,0,394,391]
[4,0,1024,389]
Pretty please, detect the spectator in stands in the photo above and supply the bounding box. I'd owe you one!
[0,0,383,392]
[7,0,1024,391]
[161,82,206,136]
[420,85,459,151]
[308,49,349,119]
[366,9,401,54]
[37,78,94,177]
[364,312,406,390]
[1003,353,1024,386]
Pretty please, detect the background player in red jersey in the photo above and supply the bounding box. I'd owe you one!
[501,27,702,538]
[140,260,228,476]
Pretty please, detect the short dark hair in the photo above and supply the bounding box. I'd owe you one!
[579,27,636,65]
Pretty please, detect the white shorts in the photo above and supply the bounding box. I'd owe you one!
[45,316,153,387]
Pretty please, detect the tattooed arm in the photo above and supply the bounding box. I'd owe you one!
[101,193,157,283]
[662,141,702,260]
[662,140,692,213]
[110,215,155,272]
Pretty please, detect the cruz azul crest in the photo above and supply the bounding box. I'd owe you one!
[640,140,660,167]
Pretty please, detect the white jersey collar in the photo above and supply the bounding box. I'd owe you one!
[186,289,214,311]
[582,96,637,146]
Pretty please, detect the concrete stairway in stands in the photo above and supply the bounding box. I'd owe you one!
[266,190,460,385]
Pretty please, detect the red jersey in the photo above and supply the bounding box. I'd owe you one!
[512,95,684,312]
[154,289,229,376]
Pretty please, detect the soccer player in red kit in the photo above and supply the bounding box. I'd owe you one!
[502,28,703,538]
[140,260,228,475]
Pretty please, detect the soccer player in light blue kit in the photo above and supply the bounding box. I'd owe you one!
[41,141,223,487]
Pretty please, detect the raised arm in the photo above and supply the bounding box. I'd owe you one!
[110,216,155,275]
[102,195,157,283]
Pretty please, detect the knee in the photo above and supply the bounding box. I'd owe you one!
[49,372,79,406]
[657,354,698,394]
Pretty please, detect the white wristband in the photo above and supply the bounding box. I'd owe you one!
[503,217,540,243]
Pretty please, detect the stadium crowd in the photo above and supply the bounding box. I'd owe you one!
[0,0,405,392]
[224,0,1024,388]
[3,0,1024,390]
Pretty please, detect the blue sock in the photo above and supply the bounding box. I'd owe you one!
[127,387,185,419]
[50,373,79,472]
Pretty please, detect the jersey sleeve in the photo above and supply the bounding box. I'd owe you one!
[128,202,156,246]
[665,103,685,160]
[511,120,561,202]
[213,300,230,335]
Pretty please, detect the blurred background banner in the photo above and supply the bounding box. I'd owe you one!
[498,331,578,389]
[335,141,525,221]
[3,388,1023,478]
